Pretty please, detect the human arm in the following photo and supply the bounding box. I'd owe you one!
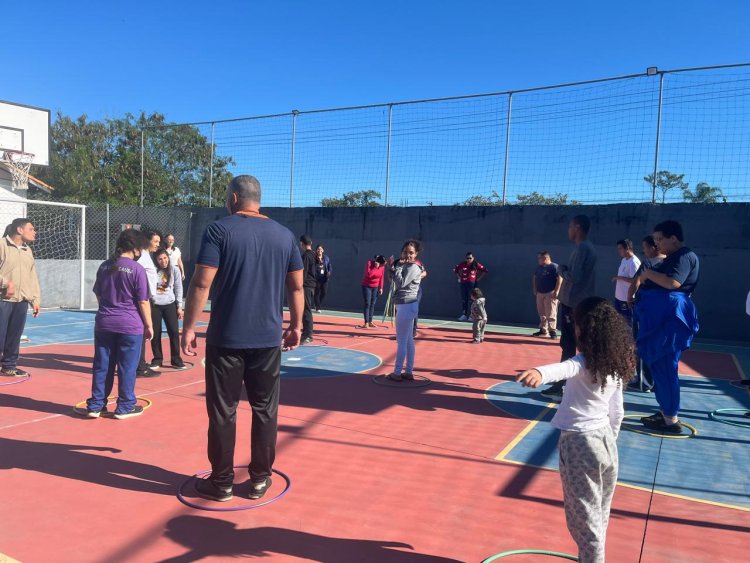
[608,383,624,438]
[393,263,421,288]
[0,278,15,298]
[137,300,154,340]
[180,265,216,357]
[517,356,584,388]
[173,266,184,319]
[29,259,41,317]
[177,256,185,281]
[283,270,304,351]
[476,263,487,282]
[560,245,594,285]
[639,268,682,290]
[532,274,537,296]
[553,274,563,298]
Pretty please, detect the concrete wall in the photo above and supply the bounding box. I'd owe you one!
[36,259,100,309]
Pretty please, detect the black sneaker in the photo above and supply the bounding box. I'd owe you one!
[402,373,415,381]
[195,478,233,502]
[549,330,558,339]
[171,358,186,369]
[1,368,30,377]
[86,405,109,418]
[136,368,161,378]
[248,477,272,500]
[642,416,683,435]
[385,373,403,382]
[301,337,314,345]
[640,412,664,424]
[149,360,162,369]
[531,330,548,337]
[114,405,144,420]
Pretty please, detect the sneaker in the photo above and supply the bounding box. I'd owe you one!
[385,373,403,382]
[640,412,664,424]
[531,330,548,337]
[86,405,109,418]
[642,416,683,435]
[114,405,145,420]
[1,368,30,377]
[458,315,468,321]
[367,322,376,328]
[549,330,558,339]
[149,360,163,369]
[136,368,161,378]
[315,309,321,313]
[472,339,481,344]
[171,358,186,369]
[248,477,272,499]
[402,373,415,381]
[195,478,233,502]
[413,331,419,338]
[301,337,314,345]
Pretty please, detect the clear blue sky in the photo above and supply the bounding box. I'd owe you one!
[7,0,750,122]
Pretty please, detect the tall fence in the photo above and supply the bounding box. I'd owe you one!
[142,63,750,207]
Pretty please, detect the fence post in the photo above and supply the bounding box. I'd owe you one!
[290,111,298,208]
[385,104,393,207]
[80,206,86,310]
[502,92,513,205]
[651,72,665,204]
[209,122,215,208]
[140,130,145,207]
[105,203,110,259]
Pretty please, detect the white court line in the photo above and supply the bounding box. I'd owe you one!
[24,320,95,330]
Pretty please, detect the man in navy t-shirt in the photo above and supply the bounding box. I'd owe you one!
[181,175,304,502]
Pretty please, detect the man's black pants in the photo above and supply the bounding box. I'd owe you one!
[558,303,577,361]
[205,344,281,486]
[302,286,315,339]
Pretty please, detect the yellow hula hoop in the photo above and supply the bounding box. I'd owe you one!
[622,414,697,439]
[73,396,153,416]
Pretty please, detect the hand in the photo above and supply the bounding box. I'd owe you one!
[181,327,198,357]
[282,327,302,351]
[388,255,395,266]
[378,288,383,296]
[516,368,543,388]
[144,325,154,341]
[177,307,184,320]
[4,280,15,298]
[553,291,559,298]
[611,276,618,283]
[32,303,40,317]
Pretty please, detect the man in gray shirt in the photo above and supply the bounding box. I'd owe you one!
[541,214,597,400]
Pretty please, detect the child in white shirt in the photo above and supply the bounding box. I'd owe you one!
[517,296,636,563]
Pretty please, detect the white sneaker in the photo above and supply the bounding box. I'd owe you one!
[458,315,468,321]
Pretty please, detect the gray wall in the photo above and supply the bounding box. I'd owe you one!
[189,203,750,343]
[37,259,101,309]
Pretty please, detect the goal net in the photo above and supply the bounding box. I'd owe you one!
[0,197,86,309]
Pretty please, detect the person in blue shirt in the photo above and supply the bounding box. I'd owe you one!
[635,220,699,434]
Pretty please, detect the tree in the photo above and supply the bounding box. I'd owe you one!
[682,182,725,204]
[644,171,687,204]
[516,191,579,205]
[320,190,382,207]
[30,111,233,206]
[460,191,502,206]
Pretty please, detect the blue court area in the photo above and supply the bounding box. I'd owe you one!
[486,376,750,510]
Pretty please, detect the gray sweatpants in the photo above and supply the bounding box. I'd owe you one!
[558,426,618,563]
[472,319,486,341]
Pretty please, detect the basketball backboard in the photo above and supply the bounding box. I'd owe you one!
[0,100,50,166]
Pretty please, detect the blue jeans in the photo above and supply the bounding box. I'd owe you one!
[88,330,143,414]
[0,301,29,369]
[460,282,476,316]
[362,286,379,323]
[649,351,682,417]
[394,301,419,375]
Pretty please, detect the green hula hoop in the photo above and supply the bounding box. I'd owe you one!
[482,549,578,562]
[709,408,750,429]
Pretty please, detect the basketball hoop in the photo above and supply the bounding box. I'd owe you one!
[1,149,35,191]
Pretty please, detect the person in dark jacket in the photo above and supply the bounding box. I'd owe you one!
[313,245,332,312]
[299,234,316,344]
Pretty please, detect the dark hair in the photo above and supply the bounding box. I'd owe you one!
[471,288,484,299]
[141,229,161,248]
[152,248,172,285]
[402,239,422,253]
[571,214,591,235]
[374,255,386,265]
[3,218,31,238]
[466,252,474,258]
[229,175,261,203]
[315,244,324,252]
[616,238,634,251]
[164,234,176,248]
[642,235,657,248]
[573,297,635,389]
[653,220,684,242]
[538,250,551,258]
[300,234,312,246]
[110,229,145,272]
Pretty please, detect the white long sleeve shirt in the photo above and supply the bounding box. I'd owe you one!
[137,251,158,298]
[537,354,624,437]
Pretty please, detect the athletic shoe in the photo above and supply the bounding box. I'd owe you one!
[472,339,481,344]
[86,405,109,418]
[531,330,548,337]
[114,405,144,420]
[458,315,468,321]
[367,322,376,328]
[195,478,233,502]
[640,412,664,424]
[642,417,683,435]
[413,331,419,338]
[402,373,415,381]
[315,309,321,313]
[1,368,30,377]
[149,360,162,369]
[385,373,403,382]
[248,477,272,500]
[549,330,558,339]
[171,358,186,369]
[136,368,161,378]
[301,337,314,345]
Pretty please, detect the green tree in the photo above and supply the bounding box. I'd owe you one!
[321,190,382,207]
[516,191,579,205]
[682,182,725,204]
[644,171,688,204]
[460,191,502,206]
[31,111,233,206]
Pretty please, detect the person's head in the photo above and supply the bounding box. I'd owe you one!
[573,297,635,389]
[111,229,144,269]
[142,230,161,252]
[465,252,475,263]
[315,245,325,257]
[154,248,170,271]
[374,255,386,266]
[652,220,684,256]
[471,288,483,300]
[567,214,591,242]
[226,175,262,213]
[299,234,312,250]
[616,238,634,258]
[4,218,35,243]
[641,235,659,259]
[537,251,552,265]
[400,239,422,263]
[165,234,176,249]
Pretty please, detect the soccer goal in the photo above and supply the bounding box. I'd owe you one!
[0,197,87,310]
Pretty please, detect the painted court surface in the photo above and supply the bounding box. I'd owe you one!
[0,310,748,562]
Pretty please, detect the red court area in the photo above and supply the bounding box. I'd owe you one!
[1,312,748,562]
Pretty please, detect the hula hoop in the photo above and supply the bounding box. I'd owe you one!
[0,373,31,386]
[730,380,750,390]
[73,396,153,417]
[153,361,196,373]
[482,549,578,561]
[371,374,431,388]
[621,414,697,439]
[709,408,750,429]
[177,466,291,512]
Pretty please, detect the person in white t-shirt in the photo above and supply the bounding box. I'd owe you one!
[136,230,160,378]
[164,234,185,281]
[517,296,635,563]
[611,238,641,328]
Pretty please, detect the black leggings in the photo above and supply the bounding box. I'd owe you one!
[151,302,181,363]
[314,280,328,309]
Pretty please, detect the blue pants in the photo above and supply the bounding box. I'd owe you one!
[648,351,682,417]
[460,282,476,316]
[88,330,143,415]
[362,286,379,323]
[394,301,419,375]
[0,301,29,370]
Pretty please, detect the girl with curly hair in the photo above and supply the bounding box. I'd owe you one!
[517,296,635,563]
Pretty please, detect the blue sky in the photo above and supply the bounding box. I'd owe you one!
[5,1,750,205]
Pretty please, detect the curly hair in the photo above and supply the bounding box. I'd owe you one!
[573,297,635,389]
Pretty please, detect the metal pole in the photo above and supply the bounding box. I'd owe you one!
[289,111,298,208]
[140,130,145,207]
[384,104,393,207]
[502,92,513,205]
[208,122,215,207]
[80,206,86,310]
[105,203,110,259]
[651,72,665,204]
